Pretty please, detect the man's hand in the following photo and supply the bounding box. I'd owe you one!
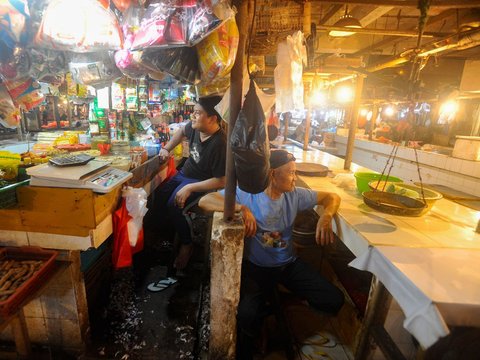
[315,213,335,246]
[175,185,193,208]
[240,206,257,237]
[159,148,170,162]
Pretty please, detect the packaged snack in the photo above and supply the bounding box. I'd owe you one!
[0,84,19,128]
[197,16,238,84]
[131,1,174,50]
[28,48,67,81]
[187,1,222,45]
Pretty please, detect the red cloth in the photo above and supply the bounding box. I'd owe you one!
[112,198,144,269]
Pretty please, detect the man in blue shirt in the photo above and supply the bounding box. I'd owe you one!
[199,150,344,359]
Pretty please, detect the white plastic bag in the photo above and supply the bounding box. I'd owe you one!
[123,187,148,247]
[274,31,306,113]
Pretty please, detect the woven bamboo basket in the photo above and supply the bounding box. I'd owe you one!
[250,1,304,55]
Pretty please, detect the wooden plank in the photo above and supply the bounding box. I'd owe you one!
[93,187,122,226]
[17,187,96,232]
[10,310,31,357]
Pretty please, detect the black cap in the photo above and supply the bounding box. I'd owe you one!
[270,150,296,169]
[197,96,222,122]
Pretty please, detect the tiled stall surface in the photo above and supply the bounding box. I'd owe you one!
[335,136,480,197]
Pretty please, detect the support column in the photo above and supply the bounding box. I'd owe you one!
[209,212,245,360]
[344,75,365,170]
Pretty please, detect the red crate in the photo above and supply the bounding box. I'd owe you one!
[0,246,58,318]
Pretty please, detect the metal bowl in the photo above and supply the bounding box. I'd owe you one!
[368,181,442,214]
[362,191,428,217]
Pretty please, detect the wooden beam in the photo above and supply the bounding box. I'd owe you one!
[353,8,457,56]
[320,4,344,25]
[344,75,364,170]
[317,25,450,37]
[359,6,394,27]
[322,0,480,9]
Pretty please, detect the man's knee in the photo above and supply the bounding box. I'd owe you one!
[311,285,344,315]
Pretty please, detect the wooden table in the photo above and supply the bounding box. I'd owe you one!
[0,156,169,350]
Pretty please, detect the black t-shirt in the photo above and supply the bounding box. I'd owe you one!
[181,121,227,181]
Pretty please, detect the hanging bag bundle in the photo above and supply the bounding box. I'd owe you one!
[231,79,270,194]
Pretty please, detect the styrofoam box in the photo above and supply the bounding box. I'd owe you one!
[452,136,480,161]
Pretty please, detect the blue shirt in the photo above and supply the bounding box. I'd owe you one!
[221,187,318,267]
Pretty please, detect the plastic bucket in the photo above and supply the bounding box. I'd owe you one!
[354,172,403,194]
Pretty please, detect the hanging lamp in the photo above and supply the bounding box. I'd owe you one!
[329,5,362,37]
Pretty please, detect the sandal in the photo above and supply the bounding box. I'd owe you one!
[147,277,178,292]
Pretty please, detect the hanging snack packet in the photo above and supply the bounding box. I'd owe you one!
[0,46,31,80]
[187,1,222,46]
[197,16,238,84]
[131,1,175,50]
[164,6,188,45]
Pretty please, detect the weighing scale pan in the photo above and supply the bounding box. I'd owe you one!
[295,163,329,177]
[362,191,427,217]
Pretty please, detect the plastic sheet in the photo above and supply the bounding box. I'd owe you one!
[274,31,306,112]
[69,52,122,88]
[0,0,29,48]
[36,0,123,52]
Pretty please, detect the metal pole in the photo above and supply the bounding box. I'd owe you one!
[224,0,249,221]
[283,112,291,142]
[344,75,365,170]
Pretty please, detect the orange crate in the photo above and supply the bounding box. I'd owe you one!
[0,246,58,318]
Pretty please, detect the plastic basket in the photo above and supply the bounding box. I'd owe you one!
[0,179,30,209]
[0,246,58,318]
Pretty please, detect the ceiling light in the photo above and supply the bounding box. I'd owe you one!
[329,6,362,37]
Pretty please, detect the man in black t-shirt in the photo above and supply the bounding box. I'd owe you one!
[148,96,226,277]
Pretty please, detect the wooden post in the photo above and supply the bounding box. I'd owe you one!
[224,0,248,221]
[283,112,291,142]
[303,88,312,151]
[344,75,364,170]
[369,103,378,141]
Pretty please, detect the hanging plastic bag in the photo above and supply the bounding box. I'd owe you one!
[187,1,222,46]
[231,79,270,194]
[130,1,175,50]
[112,0,137,13]
[114,5,148,79]
[123,187,148,247]
[197,16,238,85]
[69,52,122,88]
[0,47,31,81]
[112,187,148,269]
[36,0,123,52]
[0,84,19,128]
[274,31,306,113]
[28,48,68,81]
[0,0,29,48]
[141,47,199,84]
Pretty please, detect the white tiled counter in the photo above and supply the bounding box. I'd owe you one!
[334,135,480,197]
[281,144,480,357]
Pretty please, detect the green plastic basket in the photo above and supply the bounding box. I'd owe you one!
[0,180,30,209]
[354,172,403,194]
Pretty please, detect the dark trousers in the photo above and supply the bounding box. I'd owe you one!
[236,258,344,360]
[151,170,203,245]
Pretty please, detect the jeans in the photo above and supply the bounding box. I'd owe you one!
[152,170,203,245]
[236,258,344,360]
